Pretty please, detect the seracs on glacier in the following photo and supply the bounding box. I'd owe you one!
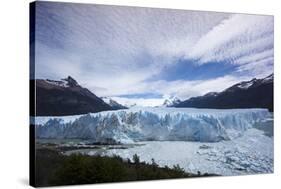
[34,107,271,144]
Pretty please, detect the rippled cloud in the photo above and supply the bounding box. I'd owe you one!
[34,2,273,105]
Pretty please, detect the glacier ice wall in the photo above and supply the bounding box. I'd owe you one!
[34,107,271,143]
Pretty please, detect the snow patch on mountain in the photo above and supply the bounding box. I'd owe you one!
[45,76,79,88]
[237,81,255,89]
[45,79,68,87]
[203,92,218,97]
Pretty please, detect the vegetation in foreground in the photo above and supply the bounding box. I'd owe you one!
[35,148,217,187]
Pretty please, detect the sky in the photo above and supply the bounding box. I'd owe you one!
[34,1,274,107]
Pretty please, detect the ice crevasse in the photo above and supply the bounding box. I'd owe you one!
[34,107,272,143]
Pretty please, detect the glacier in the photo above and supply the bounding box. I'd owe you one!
[34,107,272,143]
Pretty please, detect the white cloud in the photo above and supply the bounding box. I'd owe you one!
[236,57,273,78]
[35,3,274,106]
[36,3,228,65]
[233,49,273,66]
[187,14,273,64]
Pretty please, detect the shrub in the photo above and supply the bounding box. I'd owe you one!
[133,154,140,164]
[34,148,217,187]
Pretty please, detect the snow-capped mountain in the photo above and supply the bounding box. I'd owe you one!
[175,74,273,111]
[225,74,273,92]
[34,107,271,144]
[45,76,79,88]
[162,96,181,107]
[101,97,128,110]
[34,76,115,116]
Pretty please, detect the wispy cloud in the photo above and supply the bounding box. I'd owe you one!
[187,14,273,77]
[35,2,273,106]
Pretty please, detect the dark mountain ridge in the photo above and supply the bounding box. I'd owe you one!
[174,74,273,112]
[34,76,116,116]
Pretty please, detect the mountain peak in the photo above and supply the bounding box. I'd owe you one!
[162,95,181,107]
[62,76,79,87]
[45,76,79,88]
[36,76,114,116]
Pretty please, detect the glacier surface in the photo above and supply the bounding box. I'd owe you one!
[34,107,272,143]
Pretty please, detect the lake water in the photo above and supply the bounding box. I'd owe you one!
[38,127,273,176]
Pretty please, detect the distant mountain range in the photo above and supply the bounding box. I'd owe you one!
[34,76,126,116]
[33,74,273,116]
[174,74,273,112]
